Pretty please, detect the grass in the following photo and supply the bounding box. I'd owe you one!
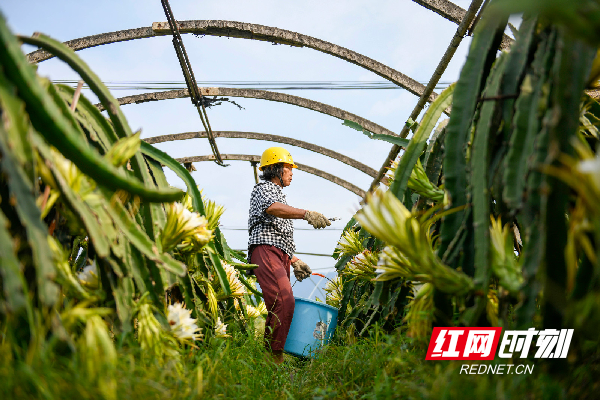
[0,327,598,399]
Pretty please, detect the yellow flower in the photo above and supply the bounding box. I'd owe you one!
[246,276,258,291]
[378,245,473,295]
[221,261,246,298]
[489,216,523,294]
[356,190,415,250]
[545,138,600,215]
[357,190,473,295]
[214,317,230,338]
[182,190,195,212]
[386,158,445,202]
[324,276,344,308]
[577,152,600,203]
[256,301,268,315]
[234,298,259,319]
[188,224,213,249]
[245,304,261,318]
[335,229,364,258]
[404,283,434,341]
[137,303,163,353]
[579,96,600,138]
[197,277,219,321]
[167,303,202,341]
[343,250,378,280]
[78,262,100,290]
[203,198,226,231]
[160,202,213,252]
[181,189,225,231]
[377,245,427,280]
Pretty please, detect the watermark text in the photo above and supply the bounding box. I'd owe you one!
[459,364,534,375]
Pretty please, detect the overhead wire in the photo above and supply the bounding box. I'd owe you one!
[232,249,335,257]
[220,226,343,231]
[52,79,452,91]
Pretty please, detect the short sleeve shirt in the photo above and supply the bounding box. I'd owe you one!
[248,181,295,258]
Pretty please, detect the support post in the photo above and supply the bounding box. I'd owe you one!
[250,161,259,184]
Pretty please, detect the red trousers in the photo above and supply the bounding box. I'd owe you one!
[250,244,295,351]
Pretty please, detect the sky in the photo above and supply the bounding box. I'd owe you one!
[1,0,480,299]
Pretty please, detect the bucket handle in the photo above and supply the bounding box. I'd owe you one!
[292,272,333,288]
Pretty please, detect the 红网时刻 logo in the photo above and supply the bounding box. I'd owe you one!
[425,327,574,360]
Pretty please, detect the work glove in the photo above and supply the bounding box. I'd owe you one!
[292,259,312,282]
[303,211,331,229]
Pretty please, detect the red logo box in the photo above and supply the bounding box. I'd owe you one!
[426,327,503,360]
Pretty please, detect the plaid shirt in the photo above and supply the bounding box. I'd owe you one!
[248,181,295,259]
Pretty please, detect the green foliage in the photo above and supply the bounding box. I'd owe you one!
[342,119,410,147]
[389,83,455,200]
[0,14,257,386]
[0,28,183,203]
[330,0,600,353]
[3,0,600,395]
[496,0,600,47]
[0,331,597,399]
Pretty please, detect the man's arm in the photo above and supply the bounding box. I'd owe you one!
[266,202,306,219]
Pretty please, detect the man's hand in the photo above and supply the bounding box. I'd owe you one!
[303,211,331,229]
[292,259,312,282]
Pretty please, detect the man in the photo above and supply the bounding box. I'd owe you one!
[248,147,330,364]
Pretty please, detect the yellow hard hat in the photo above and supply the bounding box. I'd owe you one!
[259,147,298,171]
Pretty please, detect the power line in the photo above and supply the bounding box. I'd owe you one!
[310,266,339,271]
[294,251,336,257]
[51,79,452,91]
[220,226,343,231]
[233,249,335,257]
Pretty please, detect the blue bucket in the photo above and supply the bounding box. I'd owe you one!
[284,297,338,357]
